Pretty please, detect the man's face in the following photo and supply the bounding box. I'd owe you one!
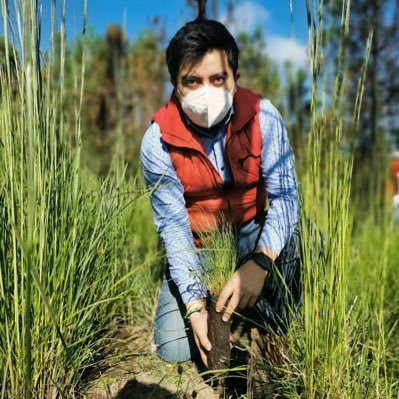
[176,49,237,97]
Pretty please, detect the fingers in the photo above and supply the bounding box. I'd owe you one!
[248,296,258,308]
[199,349,208,368]
[238,294,251,310]
[190,312,211,351]
[196,328,212,352]
[222,291,240,322]
[216,283,233,313]
[190,313,211,368]
[216,268,262,322]
[193,335,209,368]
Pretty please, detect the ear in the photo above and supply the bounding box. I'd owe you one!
[235,71,241,81]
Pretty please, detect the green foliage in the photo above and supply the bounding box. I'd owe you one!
[52,27,167,176]
[270,1,398,398]
[236,28,281,105]
[0,2,161,397]
[284,62,310,172]
[0,36,17,71]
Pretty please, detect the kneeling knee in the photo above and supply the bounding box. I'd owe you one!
[155,339,192,363]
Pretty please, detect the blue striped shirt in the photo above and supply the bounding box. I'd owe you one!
[141,98,300,304]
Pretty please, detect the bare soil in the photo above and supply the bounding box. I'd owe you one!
[82,323,282,399]
[82,325,219,399]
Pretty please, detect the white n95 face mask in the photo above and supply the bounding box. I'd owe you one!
[179,84,235,129]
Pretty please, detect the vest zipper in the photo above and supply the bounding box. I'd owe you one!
[195,151,231,215]
[197,152,225,191]
[223,129,236,216]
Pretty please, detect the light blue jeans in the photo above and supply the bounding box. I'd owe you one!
[154,212,301,363]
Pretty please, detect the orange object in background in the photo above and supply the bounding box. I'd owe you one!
[392,153,399,221]
[390,153,399,195]
[385,152,399,202]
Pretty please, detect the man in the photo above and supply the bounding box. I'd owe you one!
[141,19,301,367]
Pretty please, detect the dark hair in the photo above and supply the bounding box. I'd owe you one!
[166,20,239,85]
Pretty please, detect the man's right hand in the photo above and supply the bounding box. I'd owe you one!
[186,300,212,367]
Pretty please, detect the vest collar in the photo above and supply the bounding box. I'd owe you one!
[230,86,259,132]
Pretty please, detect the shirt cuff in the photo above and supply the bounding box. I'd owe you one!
[178,280,208,304]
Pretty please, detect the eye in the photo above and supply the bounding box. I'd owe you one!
[182,77,201,88]
[212,75,226,86]
[187,79,199,87]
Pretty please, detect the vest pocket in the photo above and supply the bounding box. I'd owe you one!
[235,153,261,179]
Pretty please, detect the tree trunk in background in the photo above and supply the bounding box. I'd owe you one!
[212,0,218,19]
[369,0,381,214]
[327,0,399,219]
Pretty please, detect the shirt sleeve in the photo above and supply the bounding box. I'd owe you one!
[140,122,207,304]
[257,99,300,256]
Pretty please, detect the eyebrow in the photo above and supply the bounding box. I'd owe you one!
[210,71,228,79]
[181,71,228,83]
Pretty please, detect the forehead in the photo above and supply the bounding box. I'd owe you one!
[178,49,233,78]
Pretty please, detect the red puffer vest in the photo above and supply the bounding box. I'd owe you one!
[153,86,266,236]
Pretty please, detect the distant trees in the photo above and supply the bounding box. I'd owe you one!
[0,37,16,71]
[327,0,399,213]
[0,37,18,97]
[0,2,305,176]
[128,30,167,134]
[60,26,167,175]
[284,63,310,169]
[235,28,281,105]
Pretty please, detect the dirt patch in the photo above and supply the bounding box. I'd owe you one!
[82,323,283,399]
[83,325,218,399]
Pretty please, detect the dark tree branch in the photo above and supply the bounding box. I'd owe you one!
[197,0,207,20]
[186,0,207,20]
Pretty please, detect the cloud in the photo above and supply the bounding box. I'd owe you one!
[220,1,270,36]
[219,2,309,70]
[266,35,309,70]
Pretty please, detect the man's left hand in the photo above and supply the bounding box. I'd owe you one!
[215,259,268,322]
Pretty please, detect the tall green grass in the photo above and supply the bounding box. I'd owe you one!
[0,1,160,397]
[269,1,398,398]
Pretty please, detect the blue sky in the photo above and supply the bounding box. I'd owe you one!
[1,1,309,68]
